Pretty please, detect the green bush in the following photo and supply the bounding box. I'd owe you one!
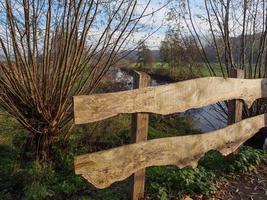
[199,147,265,173]
[147,166,216,198]
[231,147,265,172]
[0,112,266,200]
[146,147,266,199]
[0,144,265,200]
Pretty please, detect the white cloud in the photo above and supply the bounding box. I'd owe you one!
[130,30,166,49]
[130,0,169,49]
[135,0,169,28]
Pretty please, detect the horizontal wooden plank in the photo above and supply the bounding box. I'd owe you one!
[74,114,266,189]
[74,77,267,124]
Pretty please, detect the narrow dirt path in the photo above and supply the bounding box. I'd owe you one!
[211,161,267,200]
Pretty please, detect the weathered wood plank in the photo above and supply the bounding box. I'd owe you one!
[74,77,267,124]
[131,71,150,200]
[228,69,245,125]
[74,114,266,189]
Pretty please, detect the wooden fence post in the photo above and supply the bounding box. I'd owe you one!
[131,71,150,200]
[228,69,245,125]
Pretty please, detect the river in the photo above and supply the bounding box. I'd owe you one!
[112,68,227,132]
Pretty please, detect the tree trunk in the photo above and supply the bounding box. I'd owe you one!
[36,134,51,161]
[23,132,55,162]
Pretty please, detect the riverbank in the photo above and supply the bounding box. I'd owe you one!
[1,111,266,200]
[120,65,200,83]
[119,63,225,83]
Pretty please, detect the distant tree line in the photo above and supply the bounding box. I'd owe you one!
[136,42,154,67]
[159,30,201,70]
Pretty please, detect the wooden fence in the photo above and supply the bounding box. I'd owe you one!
[73,70,267,200]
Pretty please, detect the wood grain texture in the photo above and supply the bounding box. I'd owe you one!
[228,69,245,125]
[74,77,267,124]
[131,71,150,200]
[74,114,266,189]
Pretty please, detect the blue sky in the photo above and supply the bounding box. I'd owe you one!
[141,0,202,49]
[0,0,204,52]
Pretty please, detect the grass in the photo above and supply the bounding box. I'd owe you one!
[0,112,266,200]
[129,62,265,79]
[125,62,227,83]
[0,113,26,145]
[199,63,225,77]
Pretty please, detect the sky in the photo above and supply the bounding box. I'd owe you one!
[0,0,256,54]
[137,0,203,49]
[135,0,170,49]
[0,0,171,54]
[143,0,264,49]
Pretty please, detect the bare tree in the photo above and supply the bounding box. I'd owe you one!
[160,29,201,73]
[168,0,267,125]
[0,0,167,161]
[182,0,267,78]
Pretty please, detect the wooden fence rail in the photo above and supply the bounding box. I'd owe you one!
[74,77,267,124]
[73,74,267,199]
[75,114,266,189]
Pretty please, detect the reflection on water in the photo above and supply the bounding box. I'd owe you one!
[114,68,227,132]
[182,103,227,132]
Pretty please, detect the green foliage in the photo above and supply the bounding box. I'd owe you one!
[0,123,92,200]
[150,115,199,137]
[89,181,130,200]
[102,129,131,148]
[146,147,266,199]
[127,62,226,82]
[198,150,228,172]
[147,166,216,198]
[136,42,154,68]
[24,182,54,200]
[230,147,265,172]
[150,183,168,200]
[0,112,266,199]
[148,126,175,139]
[0,113,25,145]
[0,143,90,200]
[199,147,266,173]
